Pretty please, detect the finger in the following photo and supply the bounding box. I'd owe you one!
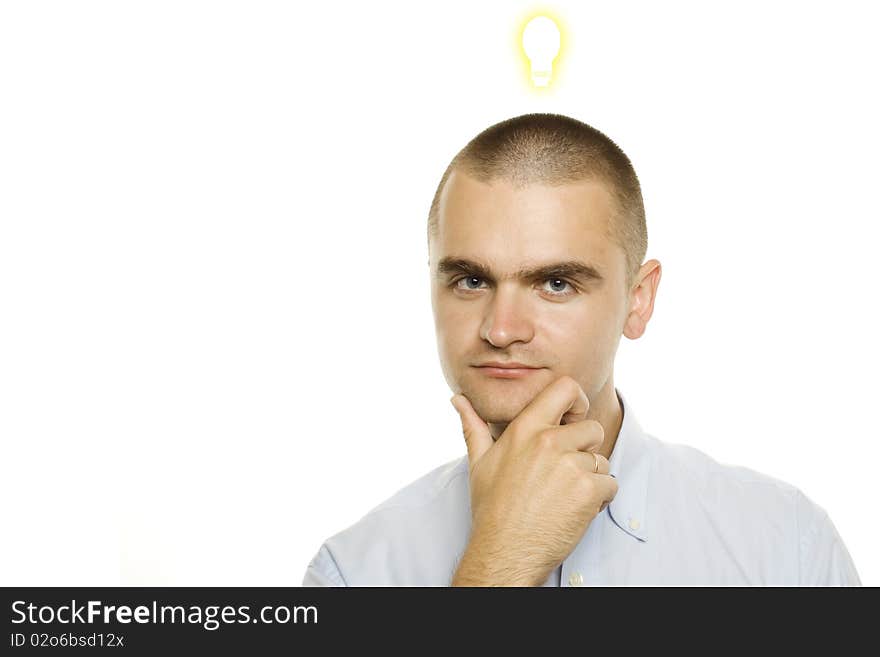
[450,394,494,467]
[573,451,609,476]
[551,419,605,455]
[592,473,619,508]
[516,375,590,431]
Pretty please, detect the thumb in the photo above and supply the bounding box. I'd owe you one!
[450,393,494,467]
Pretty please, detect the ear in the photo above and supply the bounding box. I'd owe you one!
[623,259,662,340]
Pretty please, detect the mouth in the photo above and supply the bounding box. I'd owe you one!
[473,365,544,379]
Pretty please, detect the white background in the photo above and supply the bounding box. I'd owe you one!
[1,1,877,586]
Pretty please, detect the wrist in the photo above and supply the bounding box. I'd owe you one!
[451,539,548,587]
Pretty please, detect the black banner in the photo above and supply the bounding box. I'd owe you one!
[1,587,874,652]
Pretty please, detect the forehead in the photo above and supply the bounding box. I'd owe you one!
[434,169,621,274]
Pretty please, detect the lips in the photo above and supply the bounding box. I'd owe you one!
[474,363,543,379]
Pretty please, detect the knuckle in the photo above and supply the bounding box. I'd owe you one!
[584,422,604,450]
[609,478,620,498]
[577,472,596,496]
[559,375,578,394]
[587,419,605,441]
[536,429,556,450]
[560,451,581,476]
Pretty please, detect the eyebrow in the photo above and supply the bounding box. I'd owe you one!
[437,257,605,285]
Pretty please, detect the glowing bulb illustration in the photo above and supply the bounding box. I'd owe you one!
[522,16,561,87]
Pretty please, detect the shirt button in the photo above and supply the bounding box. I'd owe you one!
[568,572,583,587]
[629,518,641,530]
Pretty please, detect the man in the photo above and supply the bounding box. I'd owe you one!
[301,113,861,586]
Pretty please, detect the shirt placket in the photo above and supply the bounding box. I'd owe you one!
[559,508,607,587]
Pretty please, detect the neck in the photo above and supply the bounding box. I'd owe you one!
[487,378,623,462]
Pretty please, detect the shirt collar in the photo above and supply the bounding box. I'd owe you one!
[606,388,651,542]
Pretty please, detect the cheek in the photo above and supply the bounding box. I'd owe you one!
[434,293,475,334]
[434,302,472,351]
[539,306,615,356]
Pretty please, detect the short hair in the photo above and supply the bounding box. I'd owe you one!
[427,113,647,290]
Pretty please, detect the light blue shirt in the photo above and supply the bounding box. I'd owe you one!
[302,389,861,586]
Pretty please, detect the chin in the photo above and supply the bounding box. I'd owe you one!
[459,371,545,417]
[477,413,517,426]
[471,397,527,425]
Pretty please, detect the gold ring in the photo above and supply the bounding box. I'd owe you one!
[593,453,599,473]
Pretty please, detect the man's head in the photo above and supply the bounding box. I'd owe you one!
[428,113,661,437]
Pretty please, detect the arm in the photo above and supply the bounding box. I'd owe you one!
[797,490,861,586]
[450,534,549,587]
[301,544,347,587]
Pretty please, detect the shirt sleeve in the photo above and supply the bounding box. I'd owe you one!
[301,544,347,587]
[797,489,861,586]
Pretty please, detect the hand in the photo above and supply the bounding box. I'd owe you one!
[449,375,618,586]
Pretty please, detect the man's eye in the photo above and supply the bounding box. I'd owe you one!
[455,276,486,291]
[452,276,577,297]
[544,278,574,295]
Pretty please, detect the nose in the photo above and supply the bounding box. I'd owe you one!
[479,284,536,348]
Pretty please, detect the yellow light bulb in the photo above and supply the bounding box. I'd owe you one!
[522,16,561,87]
